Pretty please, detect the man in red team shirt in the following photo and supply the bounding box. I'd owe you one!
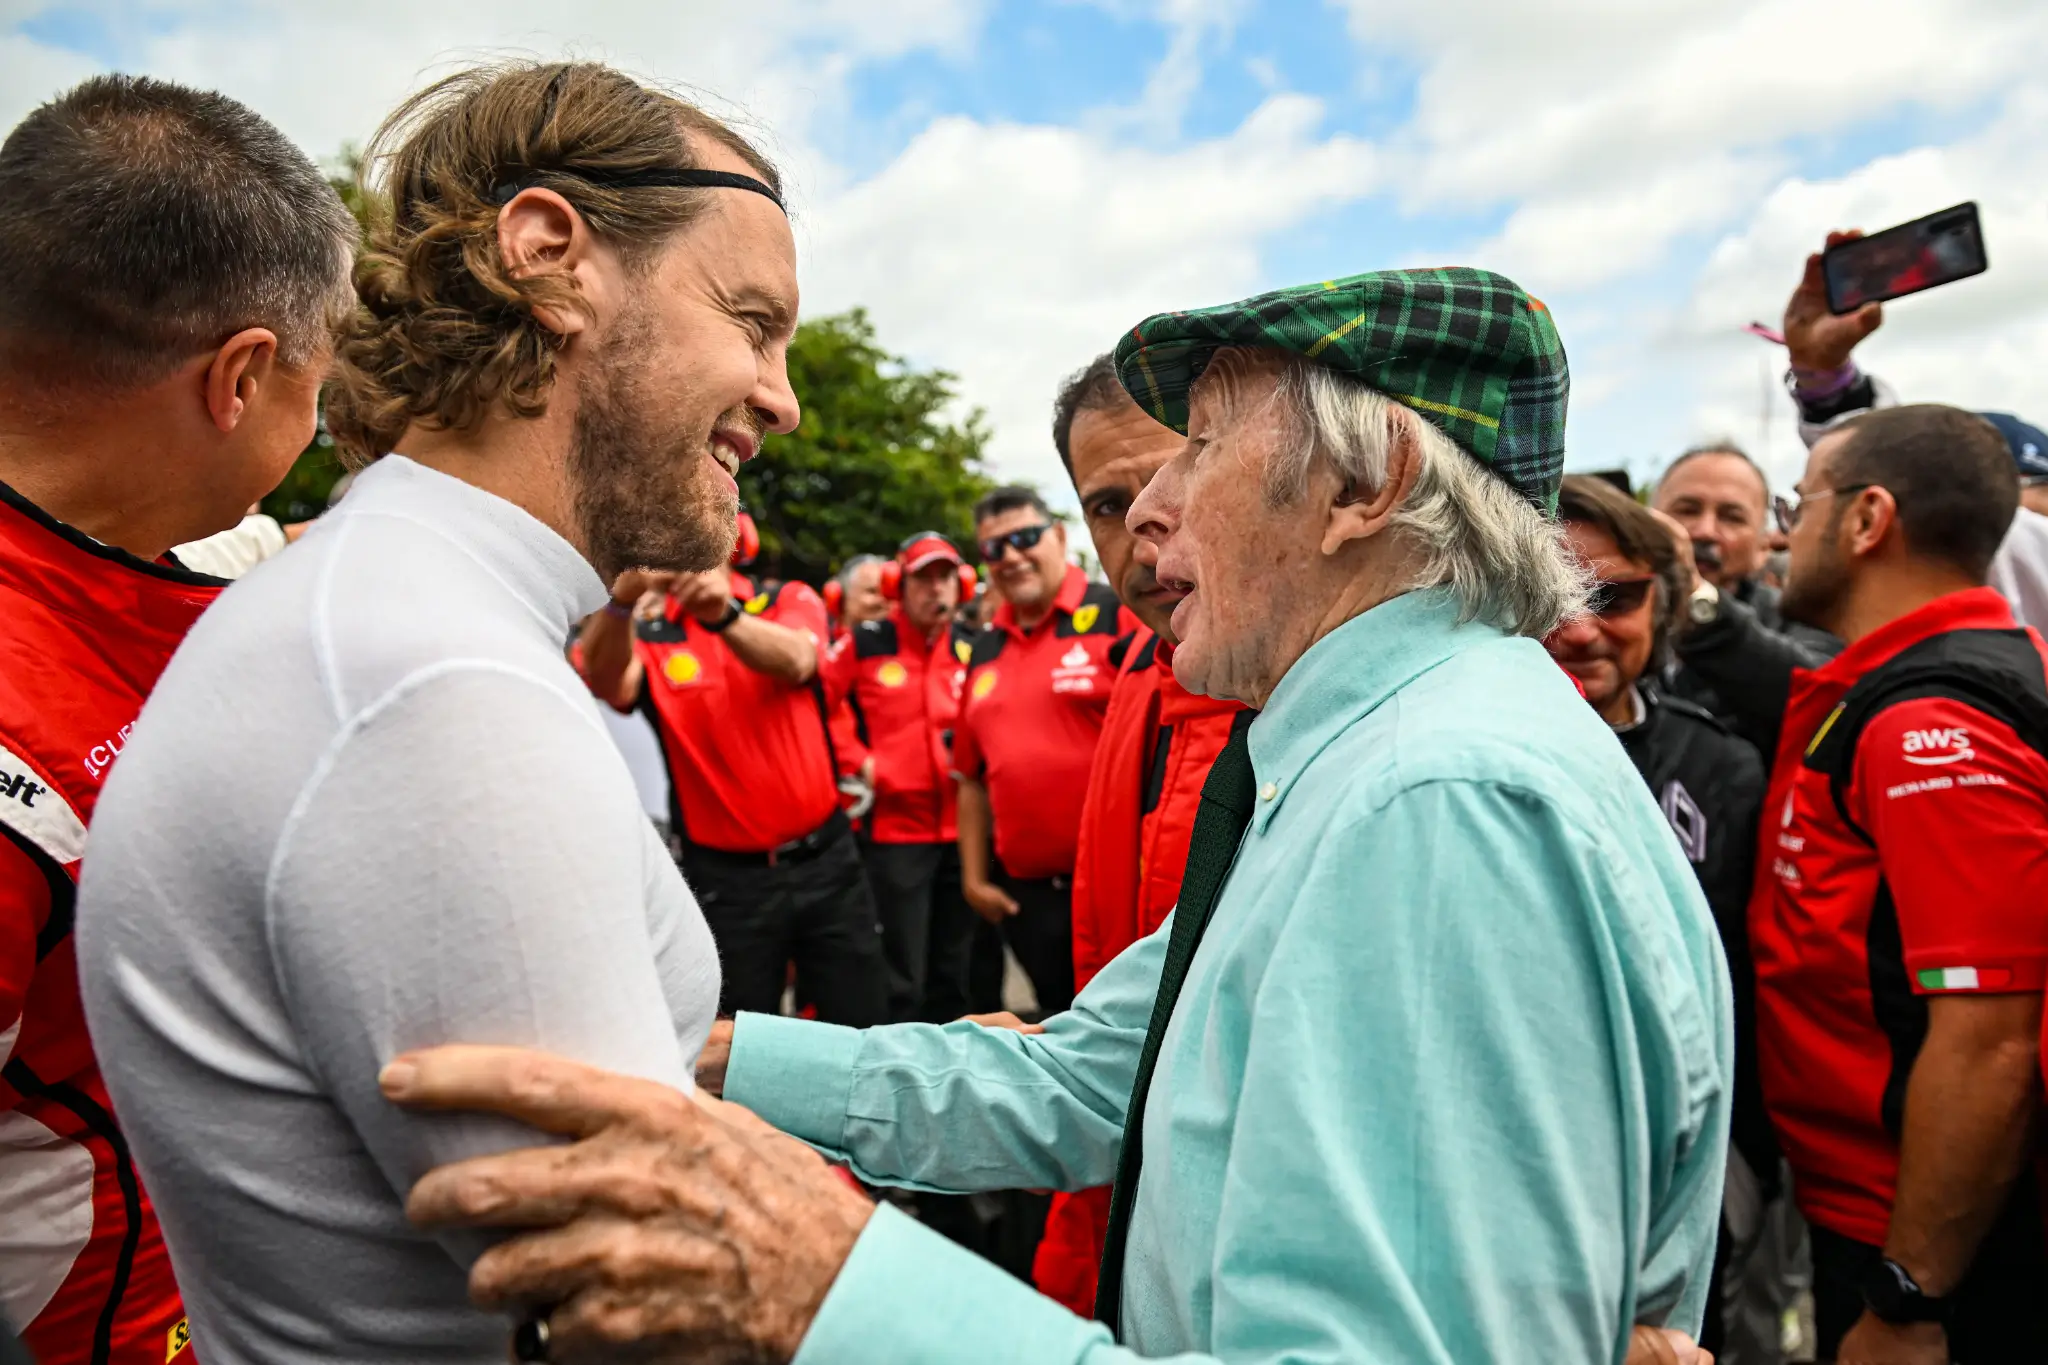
[1675,404,2048,1364]
[1023,355,1244,1313]
[954,486,1130,1017]
[825,533,979,1022]
[0,78,355,1362]
[579,530,889,1028]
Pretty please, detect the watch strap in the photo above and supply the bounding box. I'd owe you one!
[700,598,743,633]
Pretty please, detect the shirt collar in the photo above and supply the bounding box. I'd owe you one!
[1813,586,2017,684]
[993,563,1088,637]
[1247,587,1499,831]
[1611,683,1649,733]
[338,455,608,639]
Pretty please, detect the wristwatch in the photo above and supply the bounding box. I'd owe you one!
[1859,1257,1947,1326]
[1685,579,1722,627]
[698,598,743,633]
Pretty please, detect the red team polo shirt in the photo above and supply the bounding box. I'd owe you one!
[823,605,973,845]
[952,566,1130,880]
[0,483,201,1365]
[611,573,843,855]
[1035,625,1245,1315]
[1751,587,2048,1246]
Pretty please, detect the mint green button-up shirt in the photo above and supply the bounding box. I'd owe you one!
[728,588,1732,1365]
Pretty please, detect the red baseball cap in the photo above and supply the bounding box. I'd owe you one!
[900,532,964,573]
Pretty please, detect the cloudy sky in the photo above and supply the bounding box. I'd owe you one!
[5,0,2045,509]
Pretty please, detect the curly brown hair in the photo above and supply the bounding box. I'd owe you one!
[326,61,780,465]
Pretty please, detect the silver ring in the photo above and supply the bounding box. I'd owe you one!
[512,1311,551,1362]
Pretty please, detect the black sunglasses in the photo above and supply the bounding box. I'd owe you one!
[1584,575,1656,618]
[979,524,1054,562]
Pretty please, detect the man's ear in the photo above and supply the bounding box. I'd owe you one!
[203,327,278,433]
[1845,486,1901,559]
[1321,409,1420,555]
[497,187,595,339]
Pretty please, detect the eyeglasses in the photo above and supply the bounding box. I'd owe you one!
[1773,483,1874,534]
[979,524,1054,563]
[1584,575,1656,619]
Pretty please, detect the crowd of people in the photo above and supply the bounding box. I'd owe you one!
[2,57,2044,1365]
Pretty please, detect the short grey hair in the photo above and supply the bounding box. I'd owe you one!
[1210,352,1587,638]
[0,75,357,386]
[838,553,885,588]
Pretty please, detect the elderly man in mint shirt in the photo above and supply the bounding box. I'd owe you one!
[382,269,1730,1365]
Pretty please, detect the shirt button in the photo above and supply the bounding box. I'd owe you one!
[1260,782,1278,802]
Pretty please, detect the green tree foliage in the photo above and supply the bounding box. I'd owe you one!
[743,308,997,584]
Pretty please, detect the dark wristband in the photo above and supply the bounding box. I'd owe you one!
[699,598,743,633]
[1860,1257,1947,1326]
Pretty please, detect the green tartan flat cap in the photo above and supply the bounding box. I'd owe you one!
[1113,267,1569,512]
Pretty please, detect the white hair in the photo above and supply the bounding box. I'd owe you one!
[1212,353,1588,639]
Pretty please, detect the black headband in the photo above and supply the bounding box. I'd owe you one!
[488,166,784,212]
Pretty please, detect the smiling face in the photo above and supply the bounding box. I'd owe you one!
[976,504,1067,615]
[1543,520,1657,725]
[1068,393,1187,640]
[568,135,801,583]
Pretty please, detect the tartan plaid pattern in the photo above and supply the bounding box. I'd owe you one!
[1113,267,1569,512]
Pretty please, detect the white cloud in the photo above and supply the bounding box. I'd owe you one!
[800,94,1378,497]
[1681,84,2048,487]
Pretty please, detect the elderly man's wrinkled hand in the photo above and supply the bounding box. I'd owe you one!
[1626,1325,1713,1365]
[381,1045,872,1365]
[695,1019,735,1098]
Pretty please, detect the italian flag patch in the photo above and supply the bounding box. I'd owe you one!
[1917,966,2010,991]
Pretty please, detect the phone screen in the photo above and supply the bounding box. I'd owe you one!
[1823,202,1987,315]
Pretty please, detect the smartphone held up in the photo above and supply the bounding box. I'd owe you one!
[1822,202,1988,315]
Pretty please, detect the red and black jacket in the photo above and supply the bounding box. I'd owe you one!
[0,480,206,1365]
[1736,590,2048,1252]
[1035,625,1245,1318]
[823,606,975,845]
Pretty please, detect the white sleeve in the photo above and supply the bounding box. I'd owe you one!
[265,663,700,1266]
[171,514,290,579]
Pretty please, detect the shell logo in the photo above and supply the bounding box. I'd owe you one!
[972,669,999,700]
[1070,604,1100,633]
[876,660,909,688]
[663,651,703,686]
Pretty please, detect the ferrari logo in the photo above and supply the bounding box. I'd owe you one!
[954,639,972,664]
[1070,604,1100,633]
[744,593,771,615]
[662,651,703,686]
[876,661,908,688]
[166,1319,191,1360]
[972,670,998,700]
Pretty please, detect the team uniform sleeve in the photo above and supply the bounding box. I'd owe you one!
[0,831,50,1059]
[263,666,701,1270]
[951,675,987,780]
[1853,696,2048,994]
[773,581,831,648]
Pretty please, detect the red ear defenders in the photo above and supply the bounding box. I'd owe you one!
[822,578,843,618]
[730,510,761,567]
[879,532,976,602]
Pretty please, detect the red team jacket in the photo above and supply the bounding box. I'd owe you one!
[823,605,973,845]
[1034,626,1244,1316]
[0,483,201,1364]
[1751,587,2048,1248]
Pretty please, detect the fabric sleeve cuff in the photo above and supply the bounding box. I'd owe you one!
[725,1011,863,1151]
[1902,956,2048,994]
[793,1201,1111,1365]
